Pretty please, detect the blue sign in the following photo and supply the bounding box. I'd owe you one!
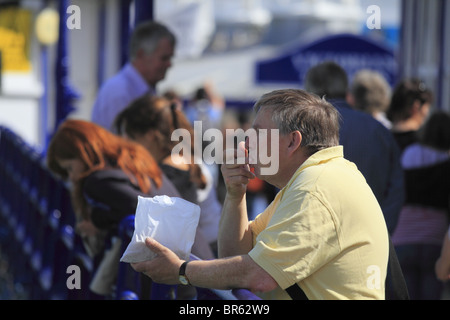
[255,33,398,87]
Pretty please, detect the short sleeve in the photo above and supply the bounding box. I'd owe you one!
[248,187,340,290]
[249,192,281,246]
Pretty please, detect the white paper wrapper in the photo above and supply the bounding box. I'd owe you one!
[120,195,200,263]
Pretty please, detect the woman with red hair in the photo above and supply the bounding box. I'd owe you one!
[46,119,179,297]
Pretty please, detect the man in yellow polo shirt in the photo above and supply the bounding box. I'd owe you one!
[249,146,388,299]
[131,89,389,300]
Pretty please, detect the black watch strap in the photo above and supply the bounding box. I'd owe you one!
[179,261,188,275]
[179,261,190,285]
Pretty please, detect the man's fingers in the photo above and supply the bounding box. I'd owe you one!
[145,237,165,254]
[131,238,166,273]
[131,261,145,273]
[225,166,255,179]
[237,141,248,157]
[224,145,248,164]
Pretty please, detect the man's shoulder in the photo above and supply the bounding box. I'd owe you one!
[338,103,379,124]
[93,69,133,112]
[97,68,129,95]
[337,103,396,143]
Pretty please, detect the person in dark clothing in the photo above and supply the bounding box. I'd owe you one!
[392,111,450,299]
[304,61,404,234]
[387,79,433,153]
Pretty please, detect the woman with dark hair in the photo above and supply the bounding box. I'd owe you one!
[46,119,179,297]
[391,111,450,300]
[387,79,433,152]
[115,95,221,259]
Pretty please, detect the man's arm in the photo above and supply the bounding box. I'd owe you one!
[218,193,253,258]
[131,238,278,293]
[187,254,277,292]
[218,144,256,258]
[436,228,450,282]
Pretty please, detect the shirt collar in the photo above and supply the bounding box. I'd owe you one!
[282,146,344,192]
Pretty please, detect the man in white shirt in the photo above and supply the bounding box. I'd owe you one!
[92,21,176,131]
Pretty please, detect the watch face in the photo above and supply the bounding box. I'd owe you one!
[179,275,189,285]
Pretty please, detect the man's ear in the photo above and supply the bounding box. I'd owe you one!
[287,131,302,155]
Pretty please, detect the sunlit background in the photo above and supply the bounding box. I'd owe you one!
[0,0,448,151]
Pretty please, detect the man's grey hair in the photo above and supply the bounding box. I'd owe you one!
[350,70,391,114]
[129,21,176,60]
[254,89,341,156]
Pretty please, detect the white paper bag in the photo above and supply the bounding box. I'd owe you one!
[120,195,201,263]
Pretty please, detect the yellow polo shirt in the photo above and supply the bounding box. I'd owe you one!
[248,146,389,300]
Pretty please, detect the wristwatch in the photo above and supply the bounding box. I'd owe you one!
[179,261,190,285]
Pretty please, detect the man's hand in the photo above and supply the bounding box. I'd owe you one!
[435,257,450,282]
[131,238,183,285]
[219,141,255,257]
[221,141,255,198]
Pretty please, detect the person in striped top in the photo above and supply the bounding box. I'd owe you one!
[392,111,450,300]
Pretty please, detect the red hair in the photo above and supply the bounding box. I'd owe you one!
[47,119,162,192]
[47,120,162,218]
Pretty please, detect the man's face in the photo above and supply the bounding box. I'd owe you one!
[249,108,284,182]
[139,38,174,87]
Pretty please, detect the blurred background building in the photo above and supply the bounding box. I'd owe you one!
[0,0,448,150]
